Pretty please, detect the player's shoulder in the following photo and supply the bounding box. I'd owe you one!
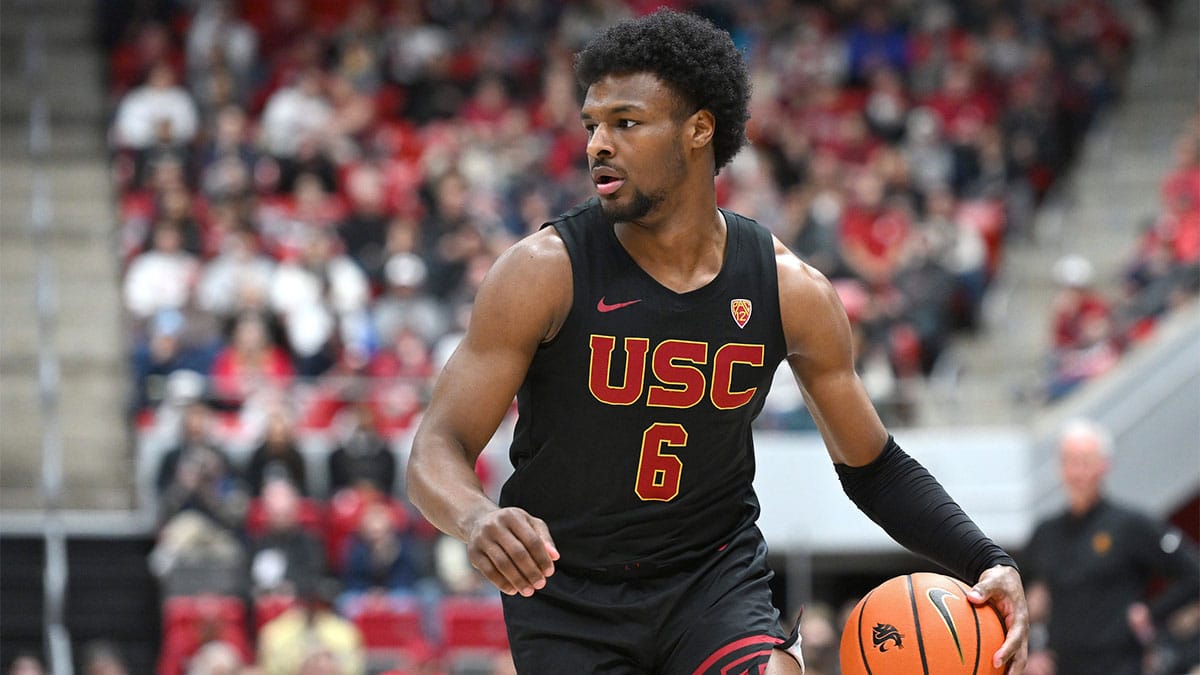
[490,223,571,281]
[771,235,840,307]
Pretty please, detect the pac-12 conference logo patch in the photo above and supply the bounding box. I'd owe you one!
[731,299,752,328]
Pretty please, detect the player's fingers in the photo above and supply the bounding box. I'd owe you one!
[499,513,559,589]
[475,513,553,594]
[968,566,1029,672]
[466,544,518,595]
[469,535,540,596]
[993,616,1029,672]
[519,513,559,574]
[989,596,1029,671]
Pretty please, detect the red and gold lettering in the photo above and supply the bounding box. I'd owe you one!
[635,423,686,502]
[711,343,764,410]
[647,340,708,409]
[588,335,649,406]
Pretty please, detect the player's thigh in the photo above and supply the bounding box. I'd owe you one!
[666,568,788,672]
[766,647,804,675]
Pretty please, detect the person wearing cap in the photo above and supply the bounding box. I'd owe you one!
[1046,254,1121,400]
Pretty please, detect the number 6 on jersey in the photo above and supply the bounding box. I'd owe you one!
[635,422,686,501]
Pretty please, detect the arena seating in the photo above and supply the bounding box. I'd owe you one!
[95,1,1183,672]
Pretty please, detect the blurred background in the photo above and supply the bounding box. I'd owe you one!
[0,0,1196,673]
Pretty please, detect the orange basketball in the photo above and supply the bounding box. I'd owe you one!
[840,572,1007,675]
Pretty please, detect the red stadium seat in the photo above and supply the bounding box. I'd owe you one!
[437,595,509,670]
[158,594,251,675]
[244,495,325,538]
[353,595,434,670]
[253,592,300,632]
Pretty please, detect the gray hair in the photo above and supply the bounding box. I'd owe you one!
[1060,418,1114,457]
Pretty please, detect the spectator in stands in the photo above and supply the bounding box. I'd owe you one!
[918,186,989,329]
[839,170,914,287]
[105,18,182,95]
[196,105,258,203]
[336,501,423,617]
[268,227,371,376]
[258,172,341,259]
[259,66,332,162]
[862,65,909,144]
[257,578,365,675]
[248,476,325,599]
[903,107,955,198]
[1046,254,1121,400]
[196,228,276,321]
[889,220,958,375]
[843,5,909,86]
[1122,124,1200,339]
[185,0,258,102]
[364,326,432,438]
[123,220,200,322]
[156,401,247,531]
[153,184,206,256]
[328,402,395,496]
[1122,225,1198,339]
[1050,254,1112,350]
[324,70,379,154]
[1023,419,1200,675]
[150,509,246,597]
[372,252,448,347]
[131,309,215,413]
[208,311,294,409]
[184,640,244,675]
[245,406,308,497]
[336,164,392,285]
[112,60,198,151]
[420,170,489,299]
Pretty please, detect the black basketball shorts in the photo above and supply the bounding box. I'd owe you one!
[501,525,800,674]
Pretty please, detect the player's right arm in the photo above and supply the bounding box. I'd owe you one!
[407,227,571,597]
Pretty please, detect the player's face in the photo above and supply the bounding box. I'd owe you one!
[581,72,691,223]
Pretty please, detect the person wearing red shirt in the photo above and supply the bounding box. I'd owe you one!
[209,312,294,408]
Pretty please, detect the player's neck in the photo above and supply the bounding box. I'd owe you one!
[614,203,726,294]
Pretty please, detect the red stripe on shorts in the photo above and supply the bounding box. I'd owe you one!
[691,635,783,675]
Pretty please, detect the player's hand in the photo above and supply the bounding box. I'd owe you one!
[968,564,1029,674]
[465,506,559,597]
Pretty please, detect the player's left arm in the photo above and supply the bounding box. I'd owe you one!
[775,238,1029,672]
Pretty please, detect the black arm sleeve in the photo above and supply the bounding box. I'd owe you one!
[835,436,1017,582]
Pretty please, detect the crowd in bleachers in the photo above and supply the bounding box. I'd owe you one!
[98,0,1171,673]
[1044,113,1200,401]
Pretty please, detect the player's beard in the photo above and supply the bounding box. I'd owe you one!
[599,187,665,225]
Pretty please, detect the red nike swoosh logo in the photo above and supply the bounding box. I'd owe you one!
[596,297,642,312]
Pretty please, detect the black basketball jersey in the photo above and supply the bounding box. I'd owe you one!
[499,199,788,571]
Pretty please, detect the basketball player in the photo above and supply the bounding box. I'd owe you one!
[407,10,1029,673]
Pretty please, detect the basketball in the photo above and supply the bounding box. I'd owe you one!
[839,572,1007,675]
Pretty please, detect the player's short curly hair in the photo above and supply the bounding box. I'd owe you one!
[574,9,751,174]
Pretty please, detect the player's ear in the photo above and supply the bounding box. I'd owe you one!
[685,108,715,151]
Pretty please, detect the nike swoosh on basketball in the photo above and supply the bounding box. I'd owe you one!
[597,297,642,312]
